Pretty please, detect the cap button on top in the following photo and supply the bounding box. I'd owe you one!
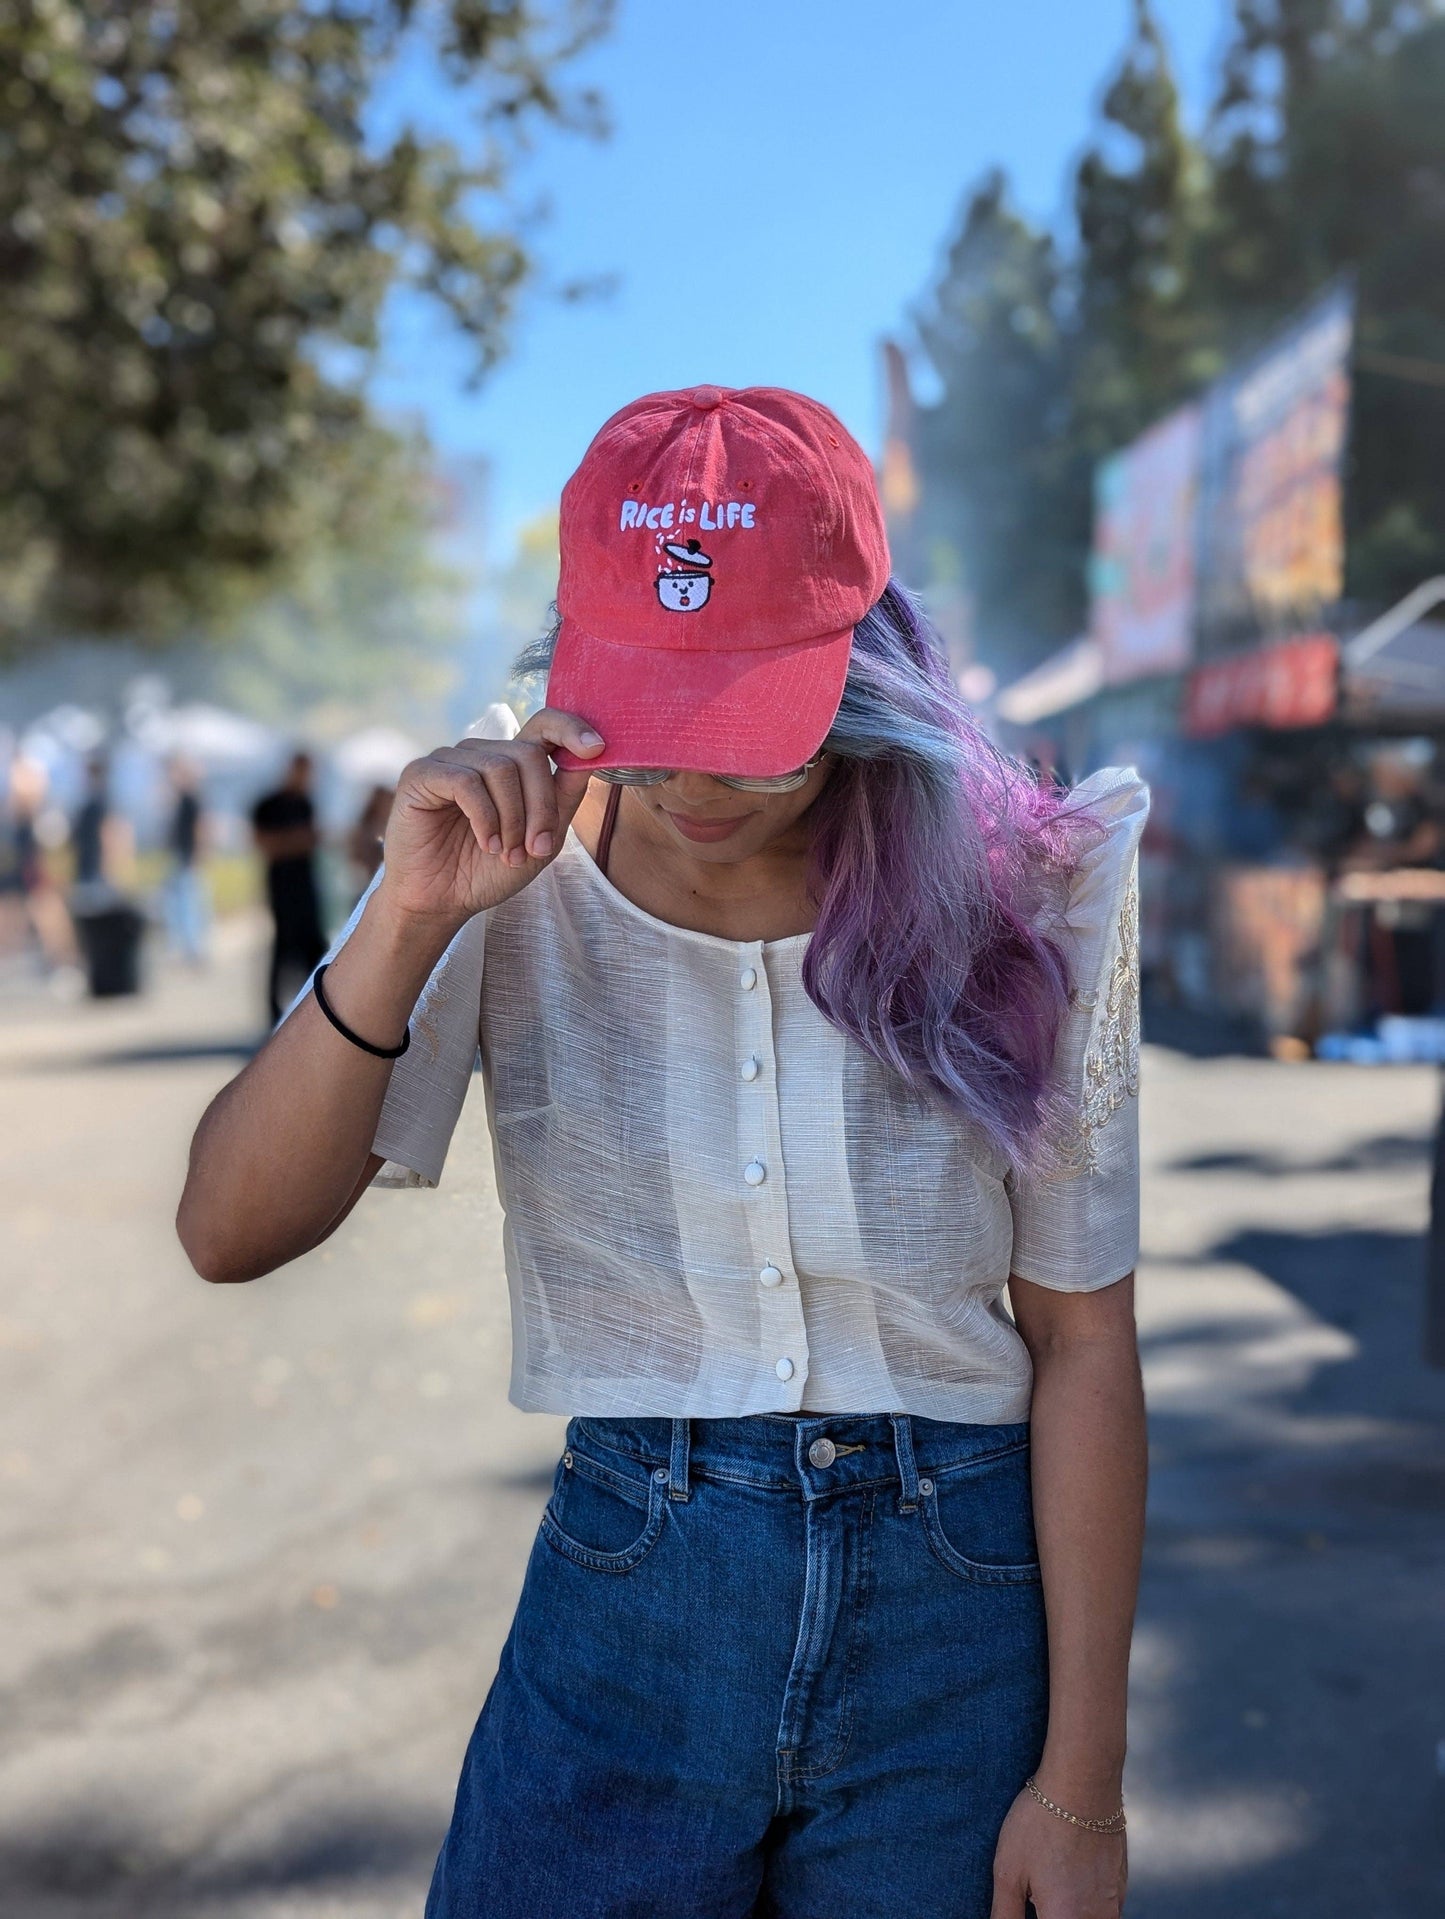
[692,386,723,410]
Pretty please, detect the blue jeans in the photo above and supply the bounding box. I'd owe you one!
[162,864,209,962]
[425,1412,1048,1919]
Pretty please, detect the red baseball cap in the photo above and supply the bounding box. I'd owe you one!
[546,384,891,776]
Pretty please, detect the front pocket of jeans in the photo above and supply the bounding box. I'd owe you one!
[918,1444,1043,1585]
[541,1448,667,1573]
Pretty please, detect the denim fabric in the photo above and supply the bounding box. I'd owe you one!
[425,1412,1049,1919]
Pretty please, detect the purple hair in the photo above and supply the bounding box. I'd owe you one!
[802,580,1102,1169]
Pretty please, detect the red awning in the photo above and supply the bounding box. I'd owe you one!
[1183,633,1340,738]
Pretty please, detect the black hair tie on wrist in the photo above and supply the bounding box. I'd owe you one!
[311,962,411,1059]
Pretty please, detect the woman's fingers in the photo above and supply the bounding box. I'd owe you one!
[408,756,500,854]
[429,730,585,863]
[404,712,605,869]
[514,709,607,855]
[510,740,563,859]
[550,762,598,828]
[515,706,607,760]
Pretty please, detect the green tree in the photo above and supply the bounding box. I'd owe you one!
[906,0,1445,674]
[0,0,610,647]
[1072,0,1218,455]
[910,172,1079,672]
[911,9,1219,674]
[1206,0,1445,601]
[210,433,465,740]
[1297,16,1445,601]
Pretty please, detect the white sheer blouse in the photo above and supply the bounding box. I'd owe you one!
[296,764,1149,1422]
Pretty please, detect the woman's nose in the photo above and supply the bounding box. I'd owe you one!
[664,770,731,800]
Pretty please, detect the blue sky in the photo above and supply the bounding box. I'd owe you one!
[373,0,1226,565]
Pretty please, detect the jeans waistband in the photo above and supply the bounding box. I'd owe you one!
[566,1412,1032,1505]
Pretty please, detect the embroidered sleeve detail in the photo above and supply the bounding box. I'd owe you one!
[1055,868,1140,1177]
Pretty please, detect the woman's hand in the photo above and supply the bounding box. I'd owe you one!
[376,707,606,931]
[989,1790,1128,1918]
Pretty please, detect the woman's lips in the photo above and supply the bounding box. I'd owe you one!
[661,807,752,843]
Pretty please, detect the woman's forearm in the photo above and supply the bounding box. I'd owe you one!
[176,889,461,1282]
[1026,1317,1148,1815]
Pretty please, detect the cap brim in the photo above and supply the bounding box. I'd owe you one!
[545,618,853,776]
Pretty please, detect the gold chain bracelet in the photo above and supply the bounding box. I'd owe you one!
[1023,1775,1127,1834]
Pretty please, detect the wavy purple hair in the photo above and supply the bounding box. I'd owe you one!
[516,579,1100,1169]
[802,580,1100,1168]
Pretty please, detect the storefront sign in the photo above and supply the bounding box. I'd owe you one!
[1182,632,1340,737]
[1195,283,1354,643]
[1089,403,1202,684]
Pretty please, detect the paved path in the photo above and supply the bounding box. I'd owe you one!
[2,931,1442,1916]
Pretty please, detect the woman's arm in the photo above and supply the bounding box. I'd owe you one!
[176,712,606,1285]
[176,892,460,1282]
[989,1270,1145,1918]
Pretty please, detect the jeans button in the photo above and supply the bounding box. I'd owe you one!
[808,1437,837,1468]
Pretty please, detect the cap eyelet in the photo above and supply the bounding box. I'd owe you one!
[827,434,839,447]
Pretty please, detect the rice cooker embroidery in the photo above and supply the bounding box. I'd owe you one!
[655,540,714,612]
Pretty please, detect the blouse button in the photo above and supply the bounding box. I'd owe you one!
[741,1054,760,1082]
[759,1263,783,1288]
[743,1159,767,1186]
[740,966,758,991]
[775,1357,795,1382]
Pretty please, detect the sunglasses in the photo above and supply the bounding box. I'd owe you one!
[592,749,828,794]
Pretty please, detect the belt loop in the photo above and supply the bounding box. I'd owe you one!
[890,1414,920,1512]
[668,1418,692,1502]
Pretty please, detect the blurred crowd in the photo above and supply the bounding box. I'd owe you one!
[0,744,396,1022]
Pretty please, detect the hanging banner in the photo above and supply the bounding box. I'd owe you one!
[1182,631,1340,737]
[1089,402,1202,684]
[1195,283,1354,647]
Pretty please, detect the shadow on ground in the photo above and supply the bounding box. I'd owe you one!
[23,1038,260,1072]
[1167,1131,1432,1178]
[1131,1210,1445,1916]
[0,1802,443,1917]
[1141,995,1266,1059]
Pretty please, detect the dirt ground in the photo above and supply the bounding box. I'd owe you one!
[3,925,1443,1916]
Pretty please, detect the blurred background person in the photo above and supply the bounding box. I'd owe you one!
[1340,742,1445,1018]
[251,750,327,1026]
[0,754,78,978]
[67,750,146,997]
[70,753,134,896]
[161,756,211,967]
[346,782,394,907]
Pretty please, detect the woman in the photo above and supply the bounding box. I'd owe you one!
[178,385,1149,1919]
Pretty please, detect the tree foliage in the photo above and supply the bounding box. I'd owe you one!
[909,0,1445,676]
[912,174,1076,666]
[0,0,610,646]
[209,433,466,738]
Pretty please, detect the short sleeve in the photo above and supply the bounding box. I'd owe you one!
[281,869,487,1190]
[1006,766,1150,1293]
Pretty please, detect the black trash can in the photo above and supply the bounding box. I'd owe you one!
[73,897,147,997]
